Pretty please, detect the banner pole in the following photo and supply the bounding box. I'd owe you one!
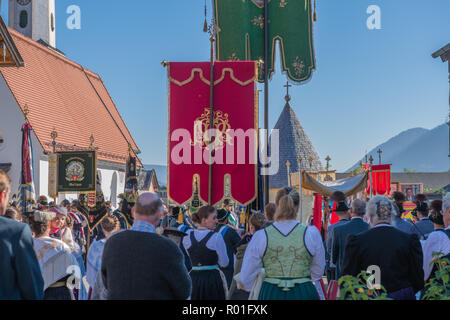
[207,22,216,206]
[263,0,270,206]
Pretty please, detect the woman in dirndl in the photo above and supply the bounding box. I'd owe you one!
[183,206,229,300]
[240,187,326,300]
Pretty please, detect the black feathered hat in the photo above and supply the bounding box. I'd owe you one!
[334,201,350,212]
[217,209,230,222]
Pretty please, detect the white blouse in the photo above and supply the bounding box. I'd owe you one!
[422,226,450,280]
[183,229,229,268]
[240,220,326,292]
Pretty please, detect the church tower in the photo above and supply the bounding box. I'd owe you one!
[8,0,55,47]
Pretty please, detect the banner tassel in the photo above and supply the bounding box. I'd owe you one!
[203,0,208,32]
[314,0,317,22]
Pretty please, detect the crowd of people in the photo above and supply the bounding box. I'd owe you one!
[0,168,449,300]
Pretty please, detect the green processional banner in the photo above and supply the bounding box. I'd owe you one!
[213,0,316,83]
[57,151,97,193]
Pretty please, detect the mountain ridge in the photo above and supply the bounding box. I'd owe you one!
[347,123,449,172]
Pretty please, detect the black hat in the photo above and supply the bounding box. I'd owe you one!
[162,228,187,238]
[61,200,70,207]
[334,201,350,212]
[217,209,230,222]
[172,206,182,216]
[395,202,405,215]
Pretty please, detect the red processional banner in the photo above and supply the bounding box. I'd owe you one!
[313,193,323,233]
[366,164,391,196]
[167,61,258,206]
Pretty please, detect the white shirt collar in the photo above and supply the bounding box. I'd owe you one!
[373,223,393,228]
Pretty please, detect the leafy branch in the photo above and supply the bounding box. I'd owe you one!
[338,271,390,300]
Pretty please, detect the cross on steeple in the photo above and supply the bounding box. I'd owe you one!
[284,81,292,102]
[377,148,383,164]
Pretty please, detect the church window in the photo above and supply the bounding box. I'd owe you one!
[19,10,28,29]
[51,14,55,32]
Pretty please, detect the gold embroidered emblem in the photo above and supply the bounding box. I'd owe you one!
[280,0,288,8]
[251,16,264,29]
[292,56,305,77]
[191,109,233,151]
[65,160,85,182]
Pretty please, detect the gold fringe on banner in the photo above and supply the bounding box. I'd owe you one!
[178,210,184,224]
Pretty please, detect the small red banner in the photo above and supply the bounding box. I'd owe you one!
[367,164,391,196]
[313,193,323,232]
[167,61,258,206]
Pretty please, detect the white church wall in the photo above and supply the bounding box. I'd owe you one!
[0,75,42,197]
[0,76,127,207]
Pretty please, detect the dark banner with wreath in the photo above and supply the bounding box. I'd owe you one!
[57,151,97,193]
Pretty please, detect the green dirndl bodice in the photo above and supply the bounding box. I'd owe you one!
[259,223,319,300]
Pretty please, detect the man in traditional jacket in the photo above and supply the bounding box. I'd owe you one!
[0,170,44,300]
[409,194,434,241]
[325,191,350,282]
[101,193,191,300]
[342,196,424,300]
[332,199,369,280]
[391,191,412,234]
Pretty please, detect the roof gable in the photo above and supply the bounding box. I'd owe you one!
[269,101,324,189]
[0,28,140,166]
[0,16,23,67]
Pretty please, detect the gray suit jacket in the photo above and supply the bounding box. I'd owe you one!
[409,217,434,240]
[326,219,350,269]
[393,217,412,234]
[0,217,44,300]
[332,217,370,279]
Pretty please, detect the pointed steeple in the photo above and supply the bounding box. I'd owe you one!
[268,94,324,189]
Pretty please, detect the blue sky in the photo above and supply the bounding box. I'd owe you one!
[2,0,449,172]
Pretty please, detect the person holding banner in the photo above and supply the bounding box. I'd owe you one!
[240,187,325,300]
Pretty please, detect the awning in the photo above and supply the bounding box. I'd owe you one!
[301,171,369,197]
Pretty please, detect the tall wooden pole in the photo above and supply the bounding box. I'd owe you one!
[263,0,270,205]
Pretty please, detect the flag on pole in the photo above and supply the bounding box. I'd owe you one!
[19,122,35,212]
[366,164,391,196]
[122,147,138,225]
[167,61,259,206]
[313,193,322,233]
[213,0,316,83]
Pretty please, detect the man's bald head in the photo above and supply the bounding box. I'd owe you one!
[351,199,366,217]
[134,193,162,216]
